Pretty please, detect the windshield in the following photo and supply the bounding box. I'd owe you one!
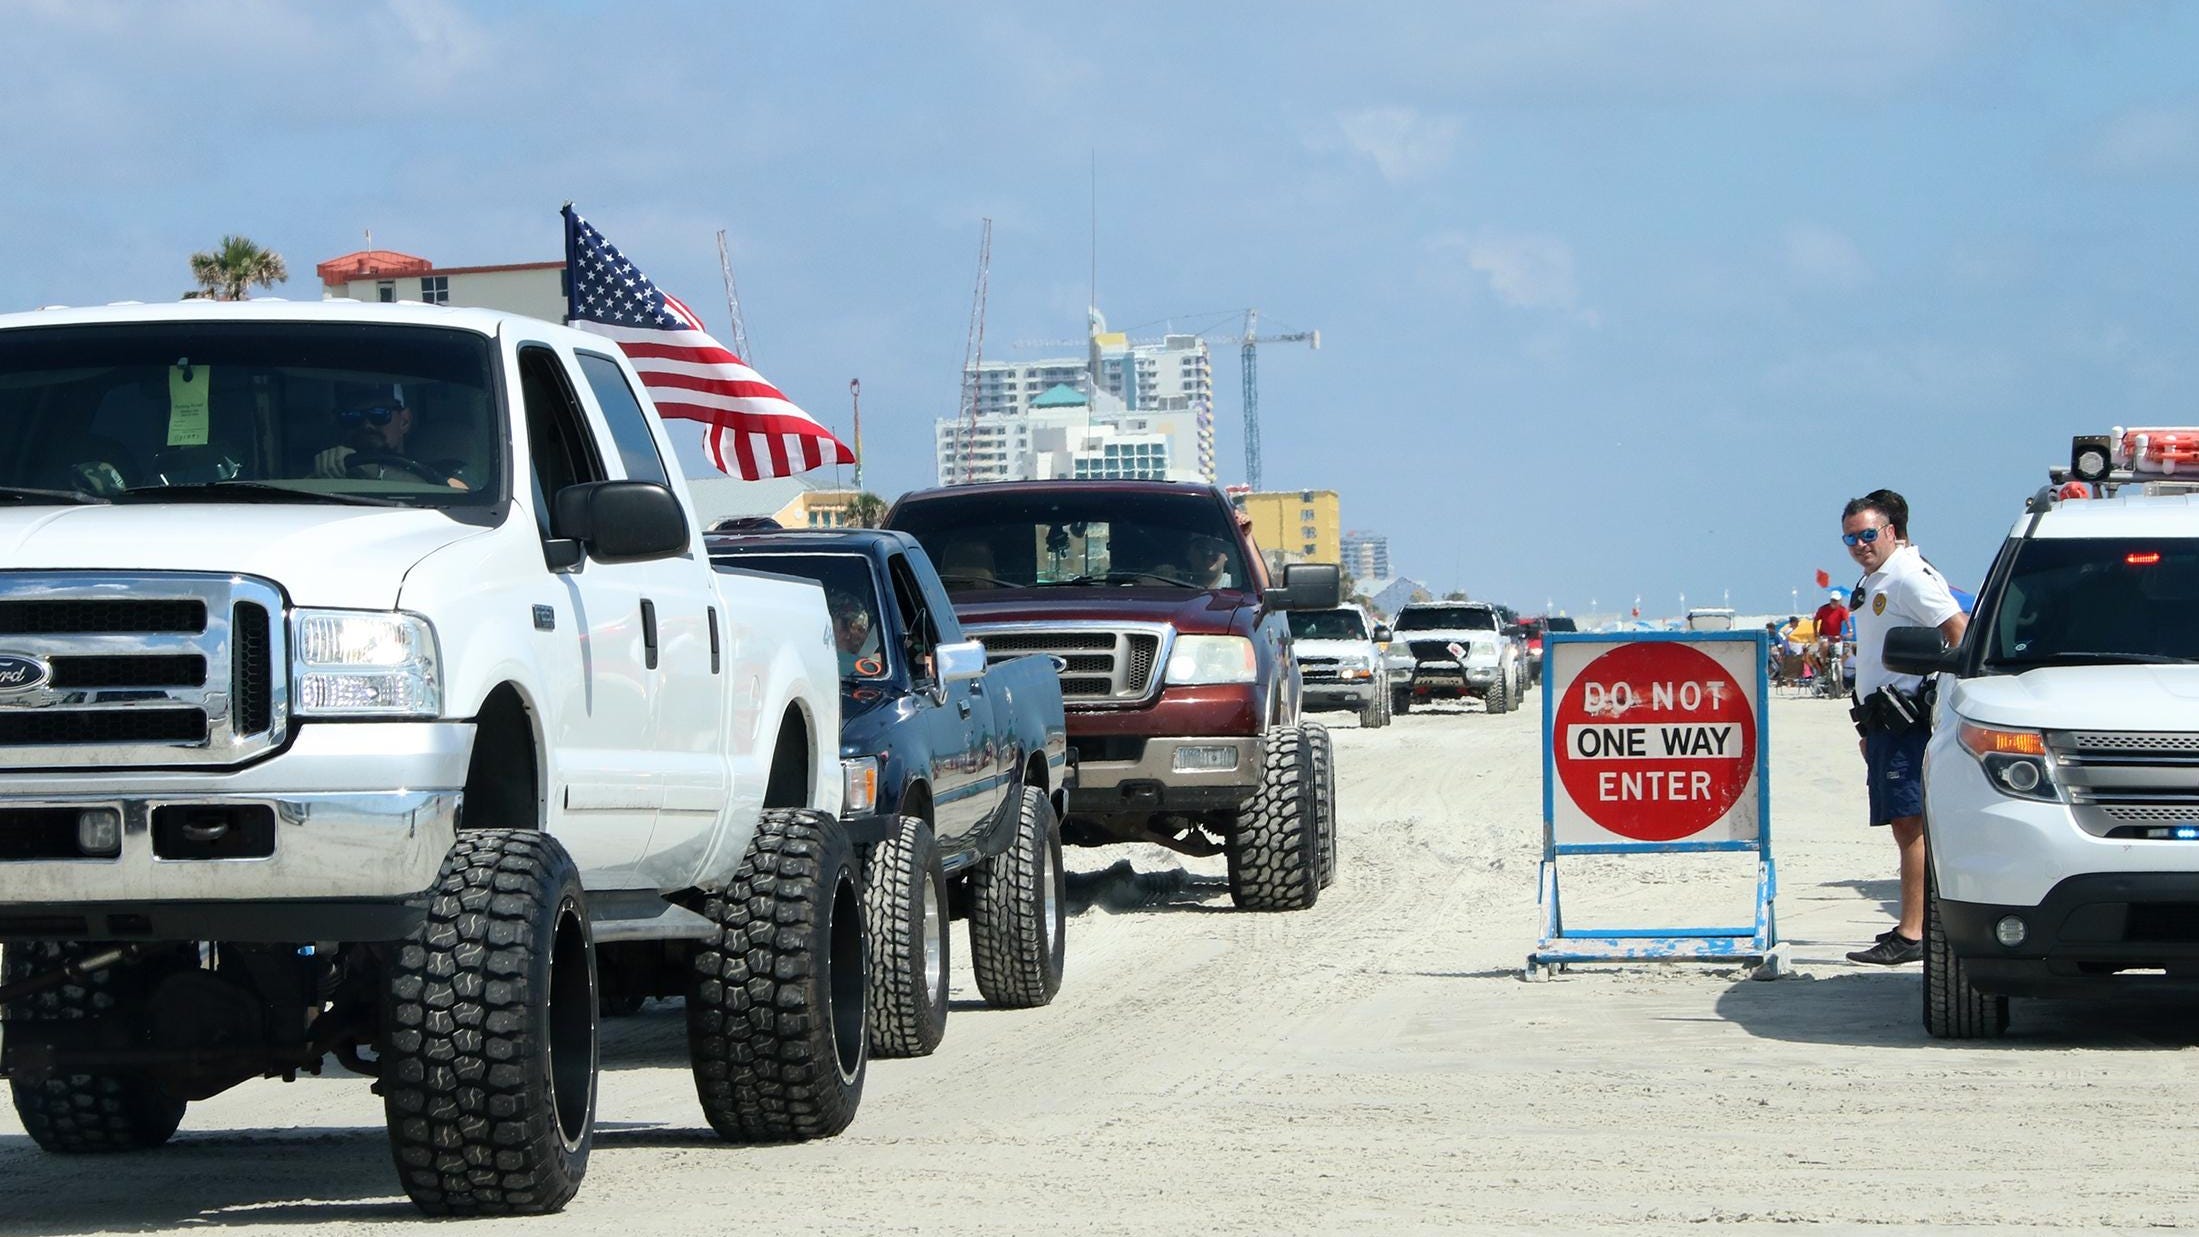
[718,551,891,679]
[1395,606,1497,632]
[1288,609,1368,640]
[1546,617,1577,633]
[891,489,1248,592]
[1981,537,2199,668]
[0,321,500,507]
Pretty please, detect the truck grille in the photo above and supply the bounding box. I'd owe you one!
[969,624,1171,705]
[1299,655,1340,683]
[0,574,288,769]
[2052,730,2199,837]
[1408,639,1469,665]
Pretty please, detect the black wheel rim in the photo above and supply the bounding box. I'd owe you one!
[827,871,866,1082]
[546,897,596,1151]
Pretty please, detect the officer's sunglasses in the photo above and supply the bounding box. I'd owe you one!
[338,403,402,427]
[1841,525,1889,547]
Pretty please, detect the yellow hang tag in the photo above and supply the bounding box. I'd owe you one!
[168,365,211,446]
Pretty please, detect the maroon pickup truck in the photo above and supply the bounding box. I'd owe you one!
[884,480,1342,910]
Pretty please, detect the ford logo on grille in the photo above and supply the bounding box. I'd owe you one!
[0,653,51,693]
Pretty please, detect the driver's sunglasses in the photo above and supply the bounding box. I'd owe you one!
[1841,526,1888,547]
[338,404,402,427]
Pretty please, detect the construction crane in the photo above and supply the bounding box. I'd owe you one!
[714,230,754,362]
[955,219,993,484]
[1236,309,1319,491]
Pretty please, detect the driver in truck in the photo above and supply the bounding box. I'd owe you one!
[313,392,468,488]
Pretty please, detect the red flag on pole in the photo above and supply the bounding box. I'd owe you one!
[1814,568,1831,589]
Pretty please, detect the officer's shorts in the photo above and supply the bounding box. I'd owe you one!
[1865,727,1928,826]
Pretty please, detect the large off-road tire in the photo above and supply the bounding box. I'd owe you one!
[969,785,1067,1009]
[4,941,195,1154]
[1392,686,1412,716]
[1227,726,1321,911]
[688,808,867,1142]
[863,815,950,1058]
[1485,672,1513,715]
[1306,722,1338,888]
[383,830,597,1216]
[1923,868,2008,1040]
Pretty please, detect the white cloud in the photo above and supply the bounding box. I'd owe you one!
[1783,223,1870,289]
[2088,105,2199,176]
[1432,229,1583,314]
[1332,107,1461,184]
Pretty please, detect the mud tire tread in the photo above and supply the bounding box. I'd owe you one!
[862,815,950,1058]
[382,829,595,1216]
[1227,727,1321,911]
[687,807,867,1142]
[4,941,193,1154]
[969,786,1067,1009]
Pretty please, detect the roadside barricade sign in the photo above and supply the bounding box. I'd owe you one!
[1530,630,1777,976]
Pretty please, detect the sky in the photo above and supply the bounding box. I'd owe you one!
[6,1,2199,619]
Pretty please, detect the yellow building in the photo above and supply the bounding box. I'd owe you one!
[1231,489,1341,566]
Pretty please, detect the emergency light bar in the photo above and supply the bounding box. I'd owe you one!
[2061,428,2199,499]
[2112,427,2199,476]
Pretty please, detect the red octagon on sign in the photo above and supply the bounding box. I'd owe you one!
[1554,642,1756,843]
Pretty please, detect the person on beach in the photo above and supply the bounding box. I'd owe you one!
[1841,489,1966,965]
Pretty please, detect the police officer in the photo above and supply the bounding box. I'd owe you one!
[1841,490,1967,965]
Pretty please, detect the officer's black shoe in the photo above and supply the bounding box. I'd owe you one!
[1846,933,1922,965]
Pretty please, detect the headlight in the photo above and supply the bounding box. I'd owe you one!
[1167,635,1257,685]
[842,756,880,815]
[292,609,442,718]
[1958,722,2059,802]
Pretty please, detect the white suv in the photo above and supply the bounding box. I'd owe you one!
[1890,454,2199,1038]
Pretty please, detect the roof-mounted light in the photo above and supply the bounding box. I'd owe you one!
[2071,434,2113,483]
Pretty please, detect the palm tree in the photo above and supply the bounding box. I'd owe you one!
[187,236,289,301]
[843,491,888,529]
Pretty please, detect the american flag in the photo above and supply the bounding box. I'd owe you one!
[562,207,853,479]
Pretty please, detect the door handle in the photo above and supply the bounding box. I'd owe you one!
[641,599,659,670]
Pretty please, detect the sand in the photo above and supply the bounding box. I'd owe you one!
[5,694,2197,1234]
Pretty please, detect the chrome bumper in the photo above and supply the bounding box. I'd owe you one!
[0,721,468,908]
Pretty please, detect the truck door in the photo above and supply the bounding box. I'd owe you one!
[516,344,657,877]
[888,552,997,853]
[572,351,731,884]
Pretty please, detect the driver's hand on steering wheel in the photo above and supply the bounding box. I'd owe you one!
[312,445,355,478]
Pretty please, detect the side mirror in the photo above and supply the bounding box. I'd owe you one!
[553,481,689,563]
[935,639,988,685]
[1267,563,1344,611]
[1883,626,1959,676]
[1373,624,1393,642]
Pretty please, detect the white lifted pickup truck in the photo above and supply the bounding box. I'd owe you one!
[1888,430,2199,1039]
[0,301,861,1215]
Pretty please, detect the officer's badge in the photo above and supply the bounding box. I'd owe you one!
[1872,593,1887,616]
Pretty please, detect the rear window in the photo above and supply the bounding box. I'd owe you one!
[1545,617,1578,633]
[1395,606,1497,632]
[1288,610,1367,640]
[889,489,1248,593]
[1981,537,2199,668]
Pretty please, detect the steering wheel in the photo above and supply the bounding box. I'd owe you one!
[342,449,451,485]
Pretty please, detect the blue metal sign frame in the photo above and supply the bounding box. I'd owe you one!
[1530,629,1776,975]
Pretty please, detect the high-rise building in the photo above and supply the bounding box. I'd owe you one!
[1231,489,1342,565]
[1341,530,1391,581]
[934,311,1217,485]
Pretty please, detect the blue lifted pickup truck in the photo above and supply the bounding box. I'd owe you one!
[707,527,1070,1058]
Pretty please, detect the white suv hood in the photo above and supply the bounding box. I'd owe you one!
[0,504,493,610]
[1952,665,2199,732]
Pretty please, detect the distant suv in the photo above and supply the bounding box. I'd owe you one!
[1888,440,2199,1038]
[1392,601,1518,714]
[1288,606,1391,728]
